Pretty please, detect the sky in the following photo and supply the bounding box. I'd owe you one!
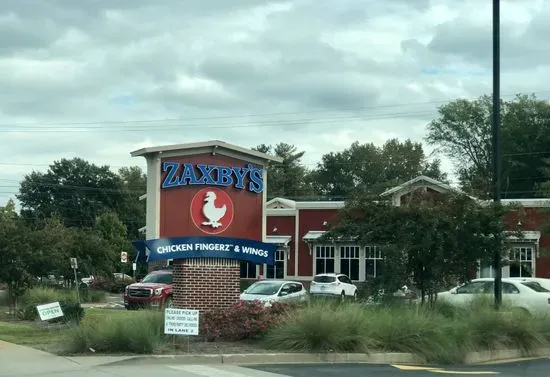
[1,0,550,206]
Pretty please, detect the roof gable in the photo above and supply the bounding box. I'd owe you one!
[380,175,457,197]
[130,140,283,164]
[266,197,297,209]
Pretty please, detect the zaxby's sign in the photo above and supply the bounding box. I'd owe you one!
[161,162,264,193]
[134,154,274,266]
[133,236,276,265]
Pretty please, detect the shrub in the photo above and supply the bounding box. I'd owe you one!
[90,277,133,293]
[264,300,550,364]
[17,287,84,323]
[264,301,373,353]
[64,311,165,354]
[79,285,107,303]
[201,301,293,342]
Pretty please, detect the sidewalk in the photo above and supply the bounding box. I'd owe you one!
[0,341,133,376]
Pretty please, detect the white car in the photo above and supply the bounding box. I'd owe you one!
[506,277,550,291]
[437,277,550,314]
[240,280,308,307]
[309,273,358,300]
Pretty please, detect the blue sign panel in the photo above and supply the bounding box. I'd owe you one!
[133,236,276,265]
[161,162,264,193]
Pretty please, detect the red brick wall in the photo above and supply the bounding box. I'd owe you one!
[172,259,240,311]
[267,215,296,275]
[297,209,340,276]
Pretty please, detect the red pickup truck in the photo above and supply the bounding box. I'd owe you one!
[123,269,173,310]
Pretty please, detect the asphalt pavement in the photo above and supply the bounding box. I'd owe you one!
[4,358,550,377]
[249,359,550,377]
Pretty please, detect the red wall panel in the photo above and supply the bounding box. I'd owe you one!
[297,209,340,276]
[159,153,263,241]
[267,215,296,275]
[504,207,550,278]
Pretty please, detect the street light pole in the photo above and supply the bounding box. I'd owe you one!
[492,0,502,309]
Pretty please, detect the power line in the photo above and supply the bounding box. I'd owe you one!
[1,90,547,130]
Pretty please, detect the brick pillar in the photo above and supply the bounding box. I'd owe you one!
[172,258,240,312]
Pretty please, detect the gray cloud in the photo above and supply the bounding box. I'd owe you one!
[0,0,549,206]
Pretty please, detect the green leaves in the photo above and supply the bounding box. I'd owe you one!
[325,194,507,298]
[426,93,550,199]
[312,139,447,199]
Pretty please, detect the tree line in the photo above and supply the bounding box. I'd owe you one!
[1,93,550,300]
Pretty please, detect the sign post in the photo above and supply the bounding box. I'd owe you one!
[70,257,80,304]
[120,252,128,280]
[36,302,64,321]
[132,262,137,279]
[164,308,199,352]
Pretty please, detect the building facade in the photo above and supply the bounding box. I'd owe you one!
[248,176,550,283]
[141,173,550,283]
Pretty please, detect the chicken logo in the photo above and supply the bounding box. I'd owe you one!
[190,188,234,234]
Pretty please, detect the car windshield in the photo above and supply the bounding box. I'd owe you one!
[521,281,550,292]
[313,275,336,283]
[141,273,172,284]
[244,282,283,295]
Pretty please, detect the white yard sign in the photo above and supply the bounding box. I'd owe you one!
[164,308,199,336]
[36,302,64,321]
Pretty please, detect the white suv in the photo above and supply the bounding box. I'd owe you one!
[309,273,358,300]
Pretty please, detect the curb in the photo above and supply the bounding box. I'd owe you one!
[96,348,550,367]
[100,352,421,366]
[465,348,550,364]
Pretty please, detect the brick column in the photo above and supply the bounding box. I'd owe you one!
[172,258,240,312]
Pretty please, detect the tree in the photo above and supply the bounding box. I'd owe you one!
[253,143,313,199]
[322,193,506,302]
[17,158,126,229]
[0,200,33,312]
[312,139,447,199]
[426,94,550,199]
[116,166,147,240]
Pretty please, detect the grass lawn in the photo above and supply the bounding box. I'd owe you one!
[0,308,133,353]
[0,321,69,353]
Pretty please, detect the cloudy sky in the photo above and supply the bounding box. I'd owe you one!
[1,0,549,206]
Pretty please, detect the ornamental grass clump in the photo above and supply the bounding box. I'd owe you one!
[263,301,373,353]
[364,305,464,364]
[264,297,550,364]
[64,310,165,354]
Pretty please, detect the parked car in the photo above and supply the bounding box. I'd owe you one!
[309,273,358,300]
[506,277,550,291]
[437,277,550,314]
[240,279,308,307]
[123,269,173,310]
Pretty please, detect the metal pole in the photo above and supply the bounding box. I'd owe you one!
[73,267,81,304]
[492,0,502,309]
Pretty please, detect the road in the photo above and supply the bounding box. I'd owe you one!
[8,358,548,377]
[249,359,550,377]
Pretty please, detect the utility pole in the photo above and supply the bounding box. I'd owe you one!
[492,0,502,309]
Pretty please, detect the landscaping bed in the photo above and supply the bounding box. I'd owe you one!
[1,296,550,364]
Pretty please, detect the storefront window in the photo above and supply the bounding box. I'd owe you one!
[509,247,534,277]
[266,249,285,279]
[240,262,257,279]
[365,245,383,279]
[340,246,360,280]
[315,245,335,274]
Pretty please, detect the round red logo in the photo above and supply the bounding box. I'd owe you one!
[190,187,234,235]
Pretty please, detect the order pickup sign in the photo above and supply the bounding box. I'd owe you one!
[36,302,64,321]
[164,308,199,336]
